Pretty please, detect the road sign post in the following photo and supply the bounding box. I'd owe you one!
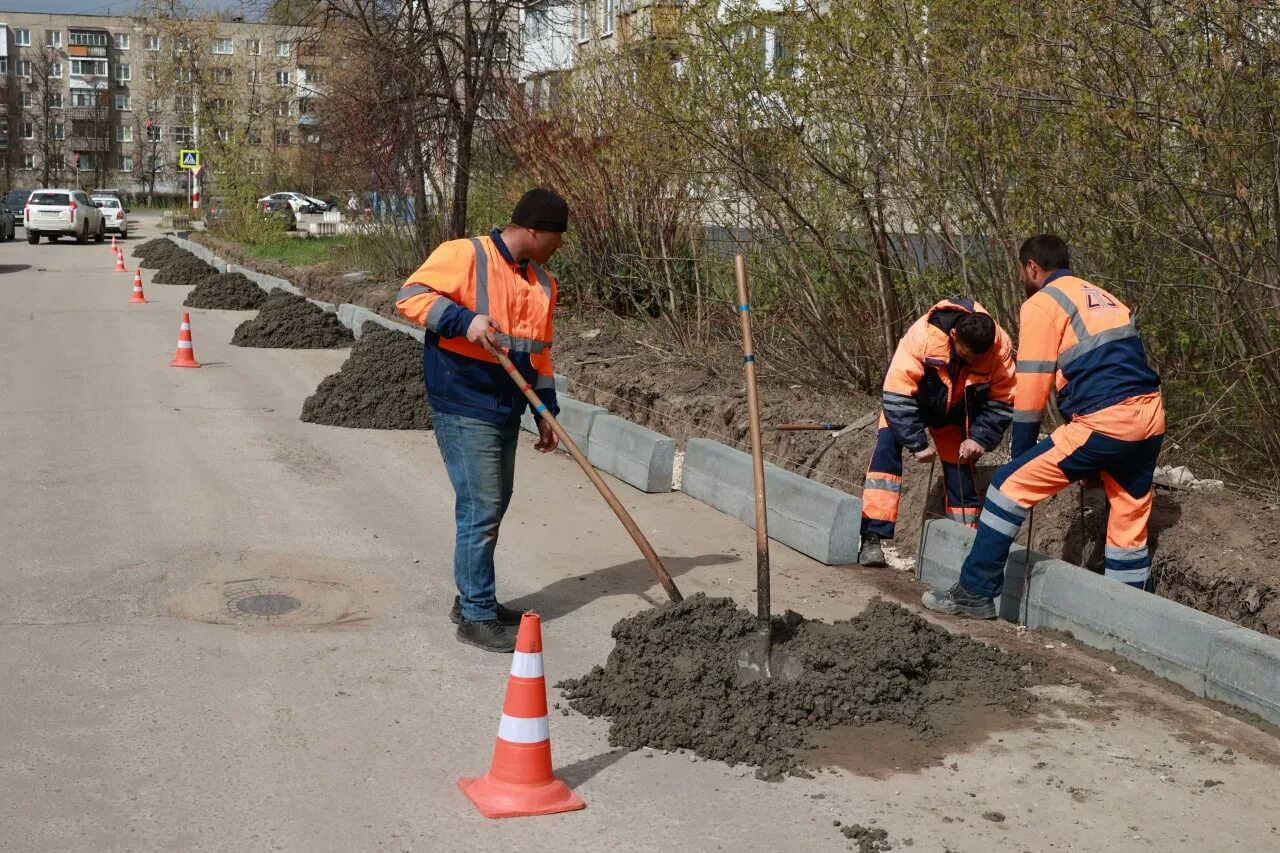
[179,150,201,212]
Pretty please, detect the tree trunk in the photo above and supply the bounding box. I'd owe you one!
[449,114,474,239]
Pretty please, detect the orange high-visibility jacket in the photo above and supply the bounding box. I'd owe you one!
[882,299,1016,452]
[396,232,558,423]
[1011,269,1160,456]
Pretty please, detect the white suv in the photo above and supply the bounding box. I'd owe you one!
[25,189,106,245]
[92,195,130,239]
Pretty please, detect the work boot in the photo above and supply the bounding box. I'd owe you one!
[858,533,887,568]
[449,596,524,626]
[921,581,997,620]
[456,619,517,653]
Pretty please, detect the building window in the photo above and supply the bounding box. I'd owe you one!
[117,124,133,142]
[177,67,193,83]
[247,130,261,144]
[145,65,157,82]
[115,63,131,81]
[174,95,193,113]
[275,70,290,86]
[114,32,130,50]
[215,128,229,142]
[70,59,108,77]
[21,153,35,169]
[52,124,65,140]
[209,97,230,112]
[47,92,64,108]
[20,122,33,139]
[172,126,193,145]
[50,62,64,79]
[146,97,159,111]
[17,60,31,80]
[248,69,261,85]
[601,0,614,35]
[69,31,106,47]
[276,40,291,57]
[119,154,133,171]
[0,59,7,75]
[153,156,165,171]
[578,1,590,41]
[276,101,291,117]
[246,38,261,55]
[21,92,35,108]
[146,125,162,142]
[46,30,63,47]
[249,157,261,172]
[212,37,233,55]
[275,129,290,145]
[115,94,131,110]
[146,34,160,51]
[72,91,97,107]
[212,67,232,84]
[15,28,30,47]
[175,36,191,53]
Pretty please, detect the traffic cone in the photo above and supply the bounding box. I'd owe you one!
[113,249,127,273]
[110,235,117,253]
[130,269,147,304]
[170,313,201,368]
[458,613,585,818]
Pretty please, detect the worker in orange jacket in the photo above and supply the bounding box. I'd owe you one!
[859,299,1017,567]
[923,234,1165,619]
[396,188,567,652]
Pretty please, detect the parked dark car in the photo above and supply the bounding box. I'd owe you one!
[6,189,31,228]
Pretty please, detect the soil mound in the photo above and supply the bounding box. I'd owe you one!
[153,252,217,285]
[558,595,1037,779]
[231,292,353,348]
[184,272,272,311]
[300,328,430,429]
[133,239,186,269]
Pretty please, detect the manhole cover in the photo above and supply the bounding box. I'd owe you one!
[233,593,302,617]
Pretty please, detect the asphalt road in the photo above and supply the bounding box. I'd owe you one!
[2,215,1279,851]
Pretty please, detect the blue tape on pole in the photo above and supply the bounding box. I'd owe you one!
[737,303,750,312]
[743,355,755,363]
[534,403,547,413]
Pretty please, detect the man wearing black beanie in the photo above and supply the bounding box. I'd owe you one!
[396,188,570,652]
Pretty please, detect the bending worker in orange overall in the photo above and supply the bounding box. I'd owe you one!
[858,299,1016,567]
[922,234,1165,618]
[396,188,568,652]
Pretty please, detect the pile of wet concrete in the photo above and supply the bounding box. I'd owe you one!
[300,328,430,429]
[558,595,1039,779]
[231,292,354,349]
[184,272,272,311]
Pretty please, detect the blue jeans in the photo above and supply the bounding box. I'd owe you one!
[432,409,519,622]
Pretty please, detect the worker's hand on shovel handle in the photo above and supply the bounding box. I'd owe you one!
[913,445,937,463]
[958,439,985,463]
[467,313,501,350]
[535,419,558,453]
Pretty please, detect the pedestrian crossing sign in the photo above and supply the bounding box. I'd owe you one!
[179,149,201,169]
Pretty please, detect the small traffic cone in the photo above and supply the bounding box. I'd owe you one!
[458,613,585,818]
[170,313,201,368]
[130,269,147,304]
[110,235,117,253]
[113,249,127,273]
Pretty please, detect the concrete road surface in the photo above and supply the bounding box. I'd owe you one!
[2,220,1279,852]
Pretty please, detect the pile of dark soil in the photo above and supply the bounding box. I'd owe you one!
[153,252,217,285]
[231,292,354,348]
[184,272,272,311]
[300,328,430,429]
[558,595,1039,779]
[132,238,187,269]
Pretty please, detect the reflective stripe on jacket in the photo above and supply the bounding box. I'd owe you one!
[1012,269,1161,456]
[882,299,1016,453]
[396,231,559,425]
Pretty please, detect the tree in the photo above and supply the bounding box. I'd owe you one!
[25,45,70,188]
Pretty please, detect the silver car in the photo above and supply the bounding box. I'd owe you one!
[25,189,105,244]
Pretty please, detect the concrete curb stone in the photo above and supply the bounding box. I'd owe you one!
[586,414,676,493]
[1205,628,1280,724]
[681,438,859,565]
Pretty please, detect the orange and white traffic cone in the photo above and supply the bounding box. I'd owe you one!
[170,313,201,368]
[458,613,585,819]
[110,235,117,254]
[113,248,127,273]
[130,269,147,304]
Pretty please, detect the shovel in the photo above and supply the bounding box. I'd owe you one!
[731,256,801,682]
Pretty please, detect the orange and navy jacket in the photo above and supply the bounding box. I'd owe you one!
[882,299,1016,453]
[1012,269,1161,456]
[396,229,558,425]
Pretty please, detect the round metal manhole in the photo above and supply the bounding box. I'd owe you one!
[233,593,302,618]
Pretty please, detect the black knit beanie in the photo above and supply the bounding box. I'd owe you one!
[511,188,569,233]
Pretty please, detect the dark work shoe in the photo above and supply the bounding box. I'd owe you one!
[449,596,525,626]
[456,619,517,653]
[858,534,888,568]
[921,581,997,619]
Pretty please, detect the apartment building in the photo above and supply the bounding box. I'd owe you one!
[0,10,324,196]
